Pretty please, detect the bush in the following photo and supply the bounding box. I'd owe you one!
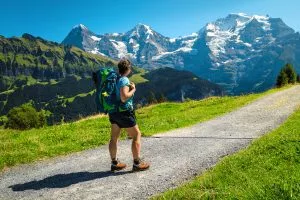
[0,115,8,126]
[297,74,300,83]
[5,103,47,130]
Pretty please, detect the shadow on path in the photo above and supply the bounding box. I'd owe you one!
[9,170,131,191]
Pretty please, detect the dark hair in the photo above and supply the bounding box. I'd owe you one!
[118,58,132,75]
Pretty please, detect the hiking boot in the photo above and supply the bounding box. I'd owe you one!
[111,158,127,172]
[132,157,150,172]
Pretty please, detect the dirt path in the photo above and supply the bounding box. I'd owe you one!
[1,85,300,200]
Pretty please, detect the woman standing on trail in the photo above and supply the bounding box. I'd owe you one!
[108,58,150,172]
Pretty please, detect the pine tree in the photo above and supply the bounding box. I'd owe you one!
[276,68,288,87]
[283,63,297,84]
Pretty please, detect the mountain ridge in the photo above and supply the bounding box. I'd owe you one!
[62,13,300,94]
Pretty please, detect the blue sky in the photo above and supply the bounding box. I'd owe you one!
[0,0,299,42]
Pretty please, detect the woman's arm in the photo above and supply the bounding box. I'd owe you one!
[120,82,136,103]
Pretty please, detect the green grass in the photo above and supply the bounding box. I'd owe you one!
[129,66,149,84]
[130,70,149,84]
[0,85,294,172]
[152,107,300,200]
[0,89,15,95]
[65,90,95,103]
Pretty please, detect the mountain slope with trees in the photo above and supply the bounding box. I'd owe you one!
[0,35,223,125]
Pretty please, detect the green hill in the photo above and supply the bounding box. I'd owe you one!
[0,33,116,80]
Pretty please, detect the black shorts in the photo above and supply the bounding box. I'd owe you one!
[108,110,136,128]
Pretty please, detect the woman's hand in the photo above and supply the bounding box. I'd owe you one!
[130,82,136,92]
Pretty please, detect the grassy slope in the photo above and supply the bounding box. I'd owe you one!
[129,67,149,84]
[152,107,300,200]
[0,35,115,70]
[0,85,294,172]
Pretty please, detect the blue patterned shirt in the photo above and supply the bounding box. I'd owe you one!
[116,76,134,111]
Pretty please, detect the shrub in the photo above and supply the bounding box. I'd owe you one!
[5,103,47,130]
[0,115,8,126]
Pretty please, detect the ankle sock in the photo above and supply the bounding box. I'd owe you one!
[112,158,118,165]
[134,158,140,165]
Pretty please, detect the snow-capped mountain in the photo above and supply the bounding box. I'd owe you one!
[62,24,101,54]
[184,13,299,94]
[62,14,300,94]
[62,23,198,69]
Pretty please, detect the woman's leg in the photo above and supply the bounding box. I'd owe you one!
[125,124,141,160]
[109,123,121,160]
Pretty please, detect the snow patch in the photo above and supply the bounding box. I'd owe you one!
[180,32,198,38]
[89,48,107,57]
[152,46,195,61]
[110,40,128,58]
[205,13,271,56]
[181,37,197,48]
[128,38,139,58]
[244,42,252,47]
[73,24,88,30]
[255,37,262,42]
[207,23,216,31]
[253,15,271,30]
[111,33,120,36]
[152,33,198,61]
[206,23,234,56]
[129,38,135,44]
[169,38,176,43]
[130,23,154,38]
[235,13,251,18]
[133,43,140,54]
[90,36,101,41]
[140,24,154,36]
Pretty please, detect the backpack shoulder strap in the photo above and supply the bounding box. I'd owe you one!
[115,73,122,113]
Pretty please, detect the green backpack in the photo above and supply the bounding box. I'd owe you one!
[92,67,121,114]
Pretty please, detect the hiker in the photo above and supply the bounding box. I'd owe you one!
[108,58,150,172]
